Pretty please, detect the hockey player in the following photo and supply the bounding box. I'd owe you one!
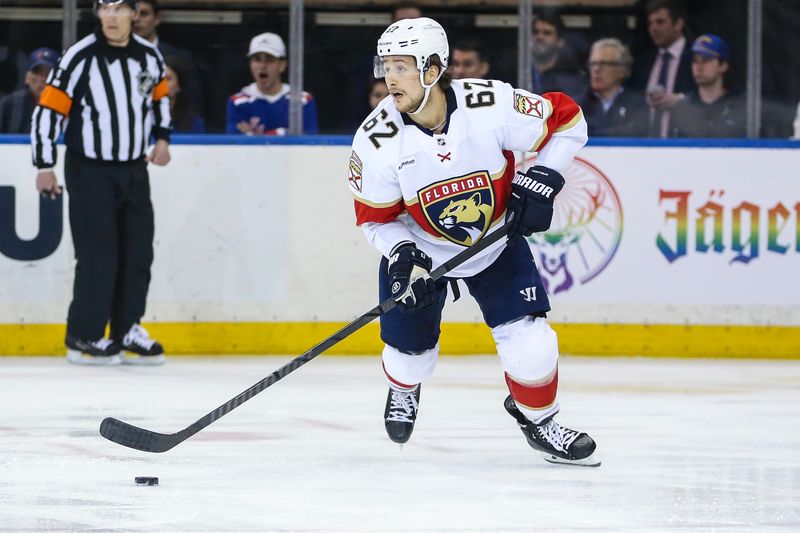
[348,18,599,466]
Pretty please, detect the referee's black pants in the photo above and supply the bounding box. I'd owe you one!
[64,152,154,342]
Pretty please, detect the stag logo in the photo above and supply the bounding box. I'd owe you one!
[518,156,623,295]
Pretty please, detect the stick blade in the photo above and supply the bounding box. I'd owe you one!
[100,417,179,453]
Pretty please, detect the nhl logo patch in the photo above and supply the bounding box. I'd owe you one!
[513,92,543,118]
[137,71,155,97]
[348,150,363,192]
[418,171,495,246]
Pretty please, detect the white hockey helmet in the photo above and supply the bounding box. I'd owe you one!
[375,17,449,75]
[374,18,449,114]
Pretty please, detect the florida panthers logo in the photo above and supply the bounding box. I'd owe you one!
[418,171,495,246]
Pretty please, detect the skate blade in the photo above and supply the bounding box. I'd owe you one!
[66,350,122,366]
[120,352,165,366]
[543,452,601,467]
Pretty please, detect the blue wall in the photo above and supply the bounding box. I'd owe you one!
[3,134,800,149]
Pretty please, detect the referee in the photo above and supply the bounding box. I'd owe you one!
[32,0,171,366]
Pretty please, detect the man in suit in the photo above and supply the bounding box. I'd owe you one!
[582,38,648,137]
[629,0,696,137]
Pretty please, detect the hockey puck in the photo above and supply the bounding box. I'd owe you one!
[134,477,159,486]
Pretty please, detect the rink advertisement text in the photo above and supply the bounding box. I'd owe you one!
[657,189,799,264]
[0,186,62,261]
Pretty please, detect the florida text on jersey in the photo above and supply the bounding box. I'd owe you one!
[348,78,588,278]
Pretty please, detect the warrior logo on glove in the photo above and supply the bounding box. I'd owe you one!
[511,170,557,199]
[505,165,565,239]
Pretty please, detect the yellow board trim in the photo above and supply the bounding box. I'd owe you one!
[1,322,798,359]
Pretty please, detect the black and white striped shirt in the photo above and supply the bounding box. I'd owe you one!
[31,29,171,168]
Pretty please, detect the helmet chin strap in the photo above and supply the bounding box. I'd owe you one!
[409,68,443,116]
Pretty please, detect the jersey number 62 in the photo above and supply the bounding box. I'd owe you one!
[363,109,399,149]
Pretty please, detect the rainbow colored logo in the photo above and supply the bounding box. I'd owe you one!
[517,156,623,294]
[656,189,800,263]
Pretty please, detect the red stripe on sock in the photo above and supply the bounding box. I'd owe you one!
[505,369,558,409]
[382,361,417,390]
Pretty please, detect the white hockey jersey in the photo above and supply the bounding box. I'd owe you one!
[348,79,588,278]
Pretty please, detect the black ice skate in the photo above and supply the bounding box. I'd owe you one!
[119,324,165,365]
[384,385,421,444]
[504,395,600,467]
[66,335,121,366]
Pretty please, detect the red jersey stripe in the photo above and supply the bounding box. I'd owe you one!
[533,92,581,152]
[405,202,440,236]
[493,150,516,222]
[354,198,405,225]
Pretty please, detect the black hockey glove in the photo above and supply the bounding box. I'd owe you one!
[388,242,438,313]
[505,165,565,239]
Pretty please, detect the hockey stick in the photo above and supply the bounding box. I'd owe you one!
[100,224,510,453]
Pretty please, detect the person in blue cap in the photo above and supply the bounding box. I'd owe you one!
[670,33,746,137]
[0,47,59,133]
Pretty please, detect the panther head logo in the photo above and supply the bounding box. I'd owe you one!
[418,171,496,246]
[438,192,494,245]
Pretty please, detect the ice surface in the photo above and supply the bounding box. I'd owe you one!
[1,355,798,532]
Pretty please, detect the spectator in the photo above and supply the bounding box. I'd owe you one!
[134,0,204,117]
[392,4,422,22]
[670,34,745,138]
[368,78,389,110]
[0,47,58,133]
[629,0,696,137]
[226,32,319,135]
[132,0,163,47]
[531,9,588,101]
[450,40,491,80]
[582,39,648,137]
[165,55,205,133]
[0,44,27,97]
